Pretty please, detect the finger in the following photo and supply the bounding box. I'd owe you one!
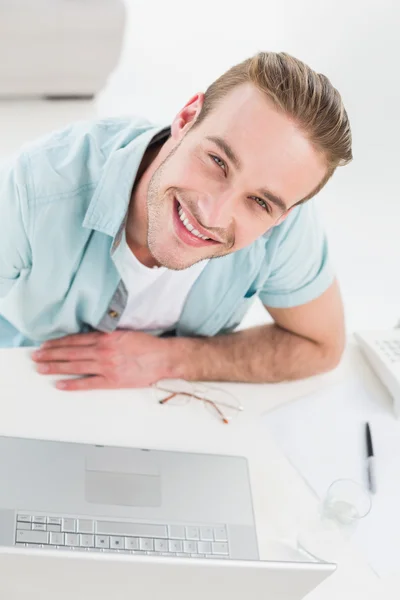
[32,346,97,363]
[41,332,103,349]
[36,361,100,376]
[56,376,107,392]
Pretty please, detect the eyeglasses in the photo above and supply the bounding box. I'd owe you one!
[152,379,243,424]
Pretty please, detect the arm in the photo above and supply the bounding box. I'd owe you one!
[168,279,345,383]
[32,283,344,389]
[32,281,344,390]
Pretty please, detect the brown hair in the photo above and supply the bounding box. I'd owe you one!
[195,52,353,204]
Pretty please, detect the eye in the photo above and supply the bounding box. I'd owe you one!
[250,196,271,214]
[210,154,227,172]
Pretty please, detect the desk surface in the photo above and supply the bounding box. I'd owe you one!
[0,342,395,599]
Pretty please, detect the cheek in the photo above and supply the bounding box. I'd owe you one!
[232,208,272,249]
[162,152,214,192]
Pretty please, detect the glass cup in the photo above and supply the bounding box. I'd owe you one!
[297,479,372,562]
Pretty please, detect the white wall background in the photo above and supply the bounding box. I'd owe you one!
[98,0,400,332]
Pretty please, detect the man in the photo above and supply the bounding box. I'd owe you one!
[0,52,352,391]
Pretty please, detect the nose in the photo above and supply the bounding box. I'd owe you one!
[196,192,235,229]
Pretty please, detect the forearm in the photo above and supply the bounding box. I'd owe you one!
[167,324,343,383]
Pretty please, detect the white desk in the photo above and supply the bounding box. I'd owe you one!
[0,343,395,599]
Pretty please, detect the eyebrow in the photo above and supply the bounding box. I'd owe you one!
[206,135,288,213]
[206,135,242,170]
[258,188,287,213]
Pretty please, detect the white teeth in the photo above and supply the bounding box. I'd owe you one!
[177,203,210,240]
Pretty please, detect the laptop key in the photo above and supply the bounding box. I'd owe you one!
[199,527,214,541]
[16,530,49,545]
[183,541,198,554]
[32,516,47,524]
[77,519,94,534]
[198,541,212,554]
[211,542,229,555]
[49,532,65,546]
[80,535,94,548]
[65,533,79,547]
[169,540,183,553]
[17,515,32,523]
[96,521,167,539]
[47,517,62,526]
[139,538,154,551]
[47,525,61,533]
[110,536,124,550]
[32,523,47,532]
[16,522,31,531]
[168,526,185,540]
[154,539,168,552]
[213,527,228,542]
[95,535,110,549]
[185,527,200,541]
[62,519,77,533]
[125,537,139,550]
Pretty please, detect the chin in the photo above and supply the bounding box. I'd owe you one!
[148,241,204,271]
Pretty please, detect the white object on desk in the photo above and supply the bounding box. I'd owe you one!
[355,329,400,418]
[261,376,400,578]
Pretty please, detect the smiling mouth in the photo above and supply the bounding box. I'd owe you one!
[174,199,222,246]
[177,204,212,240]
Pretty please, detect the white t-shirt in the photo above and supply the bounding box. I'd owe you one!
[116,239,208,333]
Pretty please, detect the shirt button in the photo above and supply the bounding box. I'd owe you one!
[108,310,119,319]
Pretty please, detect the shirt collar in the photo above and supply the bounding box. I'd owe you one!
[82,123,171,239]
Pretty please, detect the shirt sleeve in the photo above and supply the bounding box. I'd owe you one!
[0,154,31,298]
[259,201,335,308]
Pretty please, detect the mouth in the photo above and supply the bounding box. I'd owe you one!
[172,198,222,248]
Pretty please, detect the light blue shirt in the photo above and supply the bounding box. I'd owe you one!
[0,117,334,347]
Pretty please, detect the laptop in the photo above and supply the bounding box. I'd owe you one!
[0,435,335,599]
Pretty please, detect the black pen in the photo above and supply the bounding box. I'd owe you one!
[366,422,377,494]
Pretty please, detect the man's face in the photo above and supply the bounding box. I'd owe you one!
[146,83,327,270]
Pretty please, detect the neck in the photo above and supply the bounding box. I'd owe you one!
[126,138,165,268]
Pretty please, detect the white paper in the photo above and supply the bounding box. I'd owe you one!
[261,377,400,578]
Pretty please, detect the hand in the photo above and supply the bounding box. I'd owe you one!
[32,330,173,391]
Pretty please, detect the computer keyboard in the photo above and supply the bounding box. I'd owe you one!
[14,513,230,558]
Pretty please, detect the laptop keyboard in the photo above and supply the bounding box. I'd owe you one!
[14,513,230,558]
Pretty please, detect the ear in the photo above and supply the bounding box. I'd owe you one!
[171,93,205,140]
[274,206,295,226]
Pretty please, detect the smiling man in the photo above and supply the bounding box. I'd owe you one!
[0,52,351,391]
